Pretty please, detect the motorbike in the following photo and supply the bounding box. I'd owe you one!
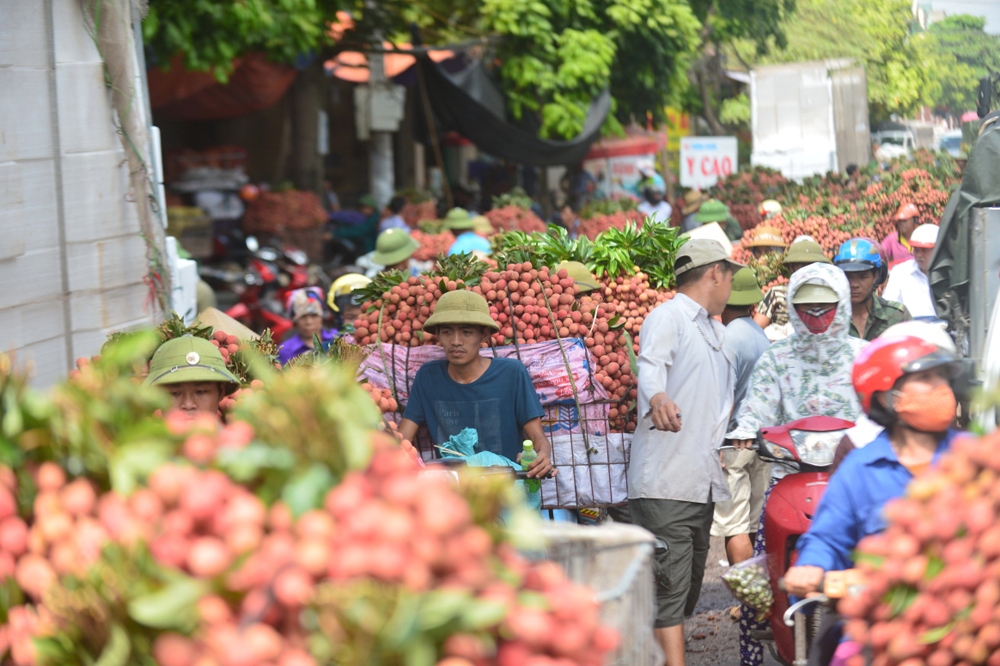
[752,415,855,666]
[199,237,310,340]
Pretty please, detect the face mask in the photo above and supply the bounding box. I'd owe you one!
[892,383,956,433]
[795,305,837,334]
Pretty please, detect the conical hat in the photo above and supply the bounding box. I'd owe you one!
[194,307,259,341]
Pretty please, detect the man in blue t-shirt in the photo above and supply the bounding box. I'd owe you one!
[398,290,554,478]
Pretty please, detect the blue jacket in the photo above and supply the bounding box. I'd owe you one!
[795,428,965,572]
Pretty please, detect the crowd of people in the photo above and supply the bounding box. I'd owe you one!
[625,199,957,666]
[169,175,955,666]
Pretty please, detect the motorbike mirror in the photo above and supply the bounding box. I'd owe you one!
[246,236,259,252]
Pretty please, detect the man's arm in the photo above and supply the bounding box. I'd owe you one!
[520,417,555,478]
[397,418,419,444]
[636,313,680,431]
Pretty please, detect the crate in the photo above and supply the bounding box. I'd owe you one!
[167,207,213,259]
[536,522,664,666]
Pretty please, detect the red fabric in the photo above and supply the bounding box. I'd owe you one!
[149,52,297,121]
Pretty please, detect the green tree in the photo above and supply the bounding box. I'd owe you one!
[143,0,341,81]
[685,0,797,134]
[354,0,702,139]
[925,15,1000,116]
[735,0,937,121]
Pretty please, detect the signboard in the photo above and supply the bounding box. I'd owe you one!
[583,155,646,200]
[680,136,738,189]
[665,108,690,152]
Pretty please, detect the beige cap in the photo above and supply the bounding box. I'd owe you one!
[791,283,839,305]
[674,238,744,276]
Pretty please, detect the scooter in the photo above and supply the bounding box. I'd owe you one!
[752,415,855,666]
[200,237,310,339]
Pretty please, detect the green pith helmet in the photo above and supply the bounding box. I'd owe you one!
[423,290,500,331]
[359,194,378,209]
[556,261,600,293]
[784,239,832,266]
[372,228,419,266]
[143,336,240,394]
[442,208,476,231]
[694,199,730,224]
[727,267,764,306]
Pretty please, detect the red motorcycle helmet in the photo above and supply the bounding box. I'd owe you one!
[853,335,957,421]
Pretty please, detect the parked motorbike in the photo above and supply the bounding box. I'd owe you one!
[752,415,855,666]
[199,237,310,340]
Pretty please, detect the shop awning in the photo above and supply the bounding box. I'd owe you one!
[326,44,455,83]
[585,132,666,159]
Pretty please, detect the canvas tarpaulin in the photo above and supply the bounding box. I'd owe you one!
[930,113,1000,324]
[419,56,611,166]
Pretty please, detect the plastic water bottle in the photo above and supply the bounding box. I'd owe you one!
[521,440,540,493]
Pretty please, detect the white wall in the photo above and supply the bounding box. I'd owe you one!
[0,0,155,386]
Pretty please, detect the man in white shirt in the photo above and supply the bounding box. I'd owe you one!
[628,238,742,666]
[882,223,939,318]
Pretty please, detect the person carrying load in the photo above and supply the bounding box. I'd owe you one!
[397,290,553,480]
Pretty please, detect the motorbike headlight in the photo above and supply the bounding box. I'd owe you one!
[789,430,846,467]
[764,442,792,460]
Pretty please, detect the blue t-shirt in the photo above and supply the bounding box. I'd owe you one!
[795,428,965,572]
[403,357,545,460]
[448,232,492,256]
[722,316,770,431]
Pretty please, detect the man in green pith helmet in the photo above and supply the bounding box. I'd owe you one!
[695,198,743,242]
[397,289,553,479]
[753,236,833,341]
[444,208,492,257]
[356,228,418,278]
[144,336,240,421]
[714,268,771,602]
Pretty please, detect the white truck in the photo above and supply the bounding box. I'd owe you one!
[749,59,871,179]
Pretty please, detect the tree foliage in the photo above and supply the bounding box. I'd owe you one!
[925,15,1000,116]
[353,0,701,139]
[142,0,341,81]
[735,0,937,121]
[682,0,796,134]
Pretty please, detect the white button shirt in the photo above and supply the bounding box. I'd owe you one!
[628,293,733,503]
[883,259,935,318]
[637,200,673,224]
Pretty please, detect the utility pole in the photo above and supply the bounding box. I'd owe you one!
[368,39,394,208]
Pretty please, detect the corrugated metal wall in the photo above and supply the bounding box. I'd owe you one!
[830,65,872,171]
[0,0,155,386]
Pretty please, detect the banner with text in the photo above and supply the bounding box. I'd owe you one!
[680,136,737,189]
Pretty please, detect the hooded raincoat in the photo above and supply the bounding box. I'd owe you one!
[727,263,866,443]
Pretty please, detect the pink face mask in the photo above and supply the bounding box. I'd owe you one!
[795,305,837,334]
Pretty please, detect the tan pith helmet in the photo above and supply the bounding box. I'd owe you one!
[784,239,832,265]
[556,261,600,293]
[423,290,500,331]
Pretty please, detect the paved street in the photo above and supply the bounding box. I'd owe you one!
[685,537,781,666]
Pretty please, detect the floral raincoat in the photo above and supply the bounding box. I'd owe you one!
[727,263,867,442]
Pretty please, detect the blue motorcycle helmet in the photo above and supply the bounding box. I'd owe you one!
[833,238,887,287]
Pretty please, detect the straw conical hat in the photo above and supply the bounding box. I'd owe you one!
[194,307,259,341]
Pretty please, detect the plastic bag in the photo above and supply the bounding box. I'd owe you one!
[720,554,774,619]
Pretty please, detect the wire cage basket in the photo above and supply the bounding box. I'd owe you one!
[534,522,664,666]
[539,400,632,509]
